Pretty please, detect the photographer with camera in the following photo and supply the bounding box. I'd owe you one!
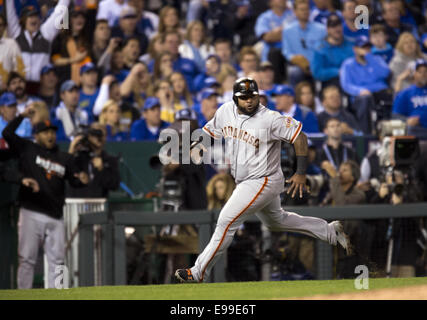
[67,122,120,198]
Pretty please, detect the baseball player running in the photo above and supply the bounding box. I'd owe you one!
[175,77,351,283]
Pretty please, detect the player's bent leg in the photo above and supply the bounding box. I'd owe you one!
[256,196,338,245]
[176,177,270,283]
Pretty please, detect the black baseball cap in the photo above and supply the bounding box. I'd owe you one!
[32,120,58,134]
[327,13,342,28]
[20,5,39,18]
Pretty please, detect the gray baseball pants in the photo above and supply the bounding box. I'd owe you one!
[17,208,65,289]
[190,173,338,282]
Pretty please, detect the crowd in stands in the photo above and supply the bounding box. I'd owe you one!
[1,0,427,144]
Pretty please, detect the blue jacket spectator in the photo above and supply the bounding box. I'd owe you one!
[341,0,369,43]
[281,17,326,63]
[392,59,427,136]
[254,0,295,62]
[156,31,201,93]
[272,85,319,133]
[130,97,169,141]
[52,80,90,142]
[311,13,354,84]
[281,0,326,86]
[78,63,100,123]
[0,92,32,138]
[192,88,220,128]
[339,39,390,97]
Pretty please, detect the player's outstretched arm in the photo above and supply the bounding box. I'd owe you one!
[286,132,308,198]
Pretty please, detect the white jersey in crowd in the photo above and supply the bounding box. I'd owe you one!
[202,100,302,183]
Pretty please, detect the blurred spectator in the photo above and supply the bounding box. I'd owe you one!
[179,20,215,72]
[67,121,120,198]
[281,0,326,87]
[154,79,183,123]
[160,30,201,93]
[119,62,154,109]
[51,6,93,85]
[157,5,182,35]
[342,0,370,43]
[206,172,236,210]
[369,24,394,64]
[0,92,31,138]
[130,97,169,141]
[317,118,359,173]
[193,88,220,128]
[111,6,149,56]
[379,0,419,47]
[193,54,222,92]
[0,14,25,91]
[254,0,294,82]
[5,0,70,89]
[389,32,427,93]
[322,159,366,279]
[121,36,142,71]
[139,33,164,66]
[214,38,240,72]
[78,63,99,122]
[311,13,354,89]
[237,46,259,78]
[340,36,392,135]
[317,86,362,135]
[169,72,195,110]
[309,0,337,25]
[94,74,140,131]
[98,99,129,141]
[37,64,59,110]
[392,59,427,137]
[128,0,159,40]
[294,81,323,114]
[153,51,174,82]
[96,0,129,27]
[91,19,112,66]
[218,71,238,103]
[272,84,320,133]
[257,61,279,98]
[52,80,89,142]
[7,71,37,113]
[322,160,365,205]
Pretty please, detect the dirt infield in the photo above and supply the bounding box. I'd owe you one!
[294,284,427,300]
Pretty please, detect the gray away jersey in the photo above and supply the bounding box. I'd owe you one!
[202,101,302,183]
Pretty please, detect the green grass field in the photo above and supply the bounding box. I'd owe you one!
[0,277,426,300]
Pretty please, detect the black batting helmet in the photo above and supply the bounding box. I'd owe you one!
[233,77,259,105]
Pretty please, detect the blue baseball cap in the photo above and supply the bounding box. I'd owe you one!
[354,35,371,48]
[200,88,219,100]
[203,77,220,88]
[273,85,295,97]
[143,97,160,110]
[175,108,198,121]
[40,64,56,76]
[0,92,17,107]
[60,80,79,93]
[80,62,97,75]
[413,59,427,71]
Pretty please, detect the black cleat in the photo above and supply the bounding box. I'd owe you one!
[175,269,198,283]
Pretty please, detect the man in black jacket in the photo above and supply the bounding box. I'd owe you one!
[3,105,88,289]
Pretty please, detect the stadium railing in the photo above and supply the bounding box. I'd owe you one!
[77,202,427,286]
